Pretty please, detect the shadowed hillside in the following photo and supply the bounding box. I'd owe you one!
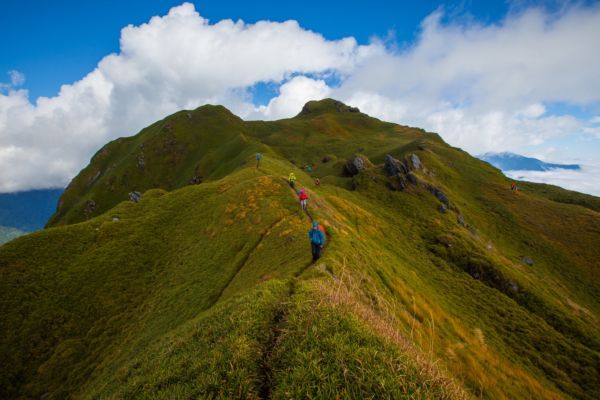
[1,99,599,399]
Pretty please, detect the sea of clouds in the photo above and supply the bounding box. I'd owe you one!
[506,162,600,196]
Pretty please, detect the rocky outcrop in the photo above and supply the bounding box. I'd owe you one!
[383,154,460,224]
[344,155,372,177]
[410,154,422,170]
[137,154,145,169]
[464,259,520,295]
[85,199,96,212]
[521,256,534,266]
[384,155,408,176]
[429,186,449,206]
[129,191,142,203]
[300,99,360,115]
[334,102,360,113]
[406,172,418,185]
[84,199,96,219]
[384,155,420,191]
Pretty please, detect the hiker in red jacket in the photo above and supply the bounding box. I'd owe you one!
[298,189,309,211]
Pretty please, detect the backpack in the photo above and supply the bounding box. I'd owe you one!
[309,228,324,245]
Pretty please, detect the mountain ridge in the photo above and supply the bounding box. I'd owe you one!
[479,151,581,172]
[1,99,599,399]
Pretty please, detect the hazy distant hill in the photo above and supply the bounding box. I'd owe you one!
[0,226,25,245]
[1,100,598,399]
[479,152,580,171]
[0,189,63,231]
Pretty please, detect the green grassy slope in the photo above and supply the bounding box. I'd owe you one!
[1,99,599,399]
[47,105,263,227]
[47,100,425,228]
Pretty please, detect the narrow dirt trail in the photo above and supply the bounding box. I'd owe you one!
[257,178,336,399]
[283,178,331,277]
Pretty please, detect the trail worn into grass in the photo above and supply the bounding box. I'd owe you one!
[257,280,297,399]
[211,213,292,307]
[284,178,332,278]
[257,307,286,399]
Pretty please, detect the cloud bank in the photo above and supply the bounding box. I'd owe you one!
[506,163,600,197]
[1,2,599,194]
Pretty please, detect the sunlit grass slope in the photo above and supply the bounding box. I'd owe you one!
[47,100,426,227]
[1,99,599,399]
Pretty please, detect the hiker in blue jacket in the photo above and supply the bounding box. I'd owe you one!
[308,221,325,262]
[256,153,262,168]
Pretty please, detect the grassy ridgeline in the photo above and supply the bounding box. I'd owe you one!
[1,100,599,399]
[47,100,425,228]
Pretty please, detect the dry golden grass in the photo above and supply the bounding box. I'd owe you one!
[310,259,470,400]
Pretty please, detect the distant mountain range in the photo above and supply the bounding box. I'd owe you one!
[479,152,580,172]
[0,189,63,232]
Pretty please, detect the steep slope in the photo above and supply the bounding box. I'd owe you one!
[2,99,599,399]
[47,105,257,227]
[0,158,462,399]
[48,99,427,227]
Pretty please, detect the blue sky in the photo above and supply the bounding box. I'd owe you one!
[1,0,560,99]
[1,0,600,194]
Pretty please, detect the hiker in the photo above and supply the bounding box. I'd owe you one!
[298,189,309,211]
[305,164,313,173]
[288,172,297,189]
[256,153,262,168]
[511,182,517,192]
[308,221,325,262]
[315,178,321,187]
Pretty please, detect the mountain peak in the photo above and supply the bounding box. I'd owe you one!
[189,103,240,119]
[298,98,361,116]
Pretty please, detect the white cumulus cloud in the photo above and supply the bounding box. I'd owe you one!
[0,2,370,192]
[254,76,332,119]
[330,4,600,156]
[1,2,600,195]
